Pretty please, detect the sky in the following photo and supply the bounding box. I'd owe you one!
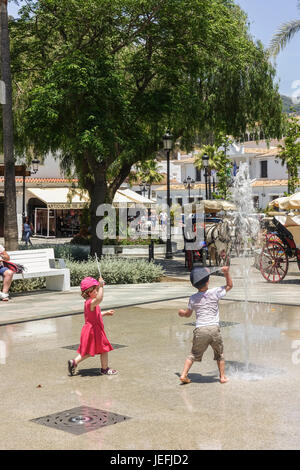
[237,0,300,97]
[8,0,300,97]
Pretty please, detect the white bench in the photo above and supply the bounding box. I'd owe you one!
[6,248,71,291]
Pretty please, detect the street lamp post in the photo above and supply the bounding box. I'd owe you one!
[22,159,40,218]
[163,130,173,259]
[208,172,212,200]
[183,176,195,203]
[202,154,209,200]
[139,181,154,262]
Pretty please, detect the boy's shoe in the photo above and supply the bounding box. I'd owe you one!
[68,359,76,376]
[100,367,118,375]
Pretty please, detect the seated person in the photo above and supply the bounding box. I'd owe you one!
[0,245,14,301]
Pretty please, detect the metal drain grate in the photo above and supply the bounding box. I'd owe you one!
[31,406,130,435]
[185,321,239,328]
[63,343,127,351]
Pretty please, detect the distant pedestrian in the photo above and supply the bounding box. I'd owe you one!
[23,217,34,246]
[159,210,168,231]
[68,277,117,376]
[151,211,157,229]
[178,266,233,384]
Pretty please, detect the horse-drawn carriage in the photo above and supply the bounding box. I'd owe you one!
[183,200,236,271]
[259,193,300,283]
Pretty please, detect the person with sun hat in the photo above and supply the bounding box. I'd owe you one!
[67,276,117,376]
[178,266,233,384]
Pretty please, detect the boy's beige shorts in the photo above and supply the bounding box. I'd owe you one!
[188,325,224,362]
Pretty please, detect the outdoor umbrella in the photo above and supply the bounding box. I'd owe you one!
[201,200,236,212]
[269,193,300,211]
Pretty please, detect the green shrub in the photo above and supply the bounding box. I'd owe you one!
[67,257,165,285]
[9,277,46,293]
[70,236,91,245]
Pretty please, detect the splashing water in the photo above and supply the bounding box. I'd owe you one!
[231,162,259,250]
[231,162,260,372]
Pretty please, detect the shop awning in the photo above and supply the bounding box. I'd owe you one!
[27,187,156,209]
[27,188,89,209]
[113,189,156,208]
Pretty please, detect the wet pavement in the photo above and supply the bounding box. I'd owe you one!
[1,256,300,449]
[1,298,300,448]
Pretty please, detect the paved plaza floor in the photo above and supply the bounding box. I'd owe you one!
[1,256,300,450]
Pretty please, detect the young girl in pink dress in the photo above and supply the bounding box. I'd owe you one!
[68,276,118,376]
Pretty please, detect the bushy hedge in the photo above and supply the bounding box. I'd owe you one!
[6,257,165,293]
[9,277,46,293]
[67,257,164,286]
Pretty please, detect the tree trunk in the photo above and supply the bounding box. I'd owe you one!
[0,0,18,250]
[89,174,109,259]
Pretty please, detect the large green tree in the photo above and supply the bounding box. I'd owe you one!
[8,0,284,255]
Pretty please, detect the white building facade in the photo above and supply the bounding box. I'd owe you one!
[149,141,299,210]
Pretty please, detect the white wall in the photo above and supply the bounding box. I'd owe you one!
[159,160,181,182]
[253,158,289,180]
[252,187,286,210]
[182,164,196,181]
[31,153,66,179]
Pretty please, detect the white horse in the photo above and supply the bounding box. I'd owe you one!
[205,219,232,265]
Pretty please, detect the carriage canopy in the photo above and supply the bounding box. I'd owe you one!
[186,200,236,213]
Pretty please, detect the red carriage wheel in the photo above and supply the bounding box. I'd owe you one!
[259,242,289,283]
